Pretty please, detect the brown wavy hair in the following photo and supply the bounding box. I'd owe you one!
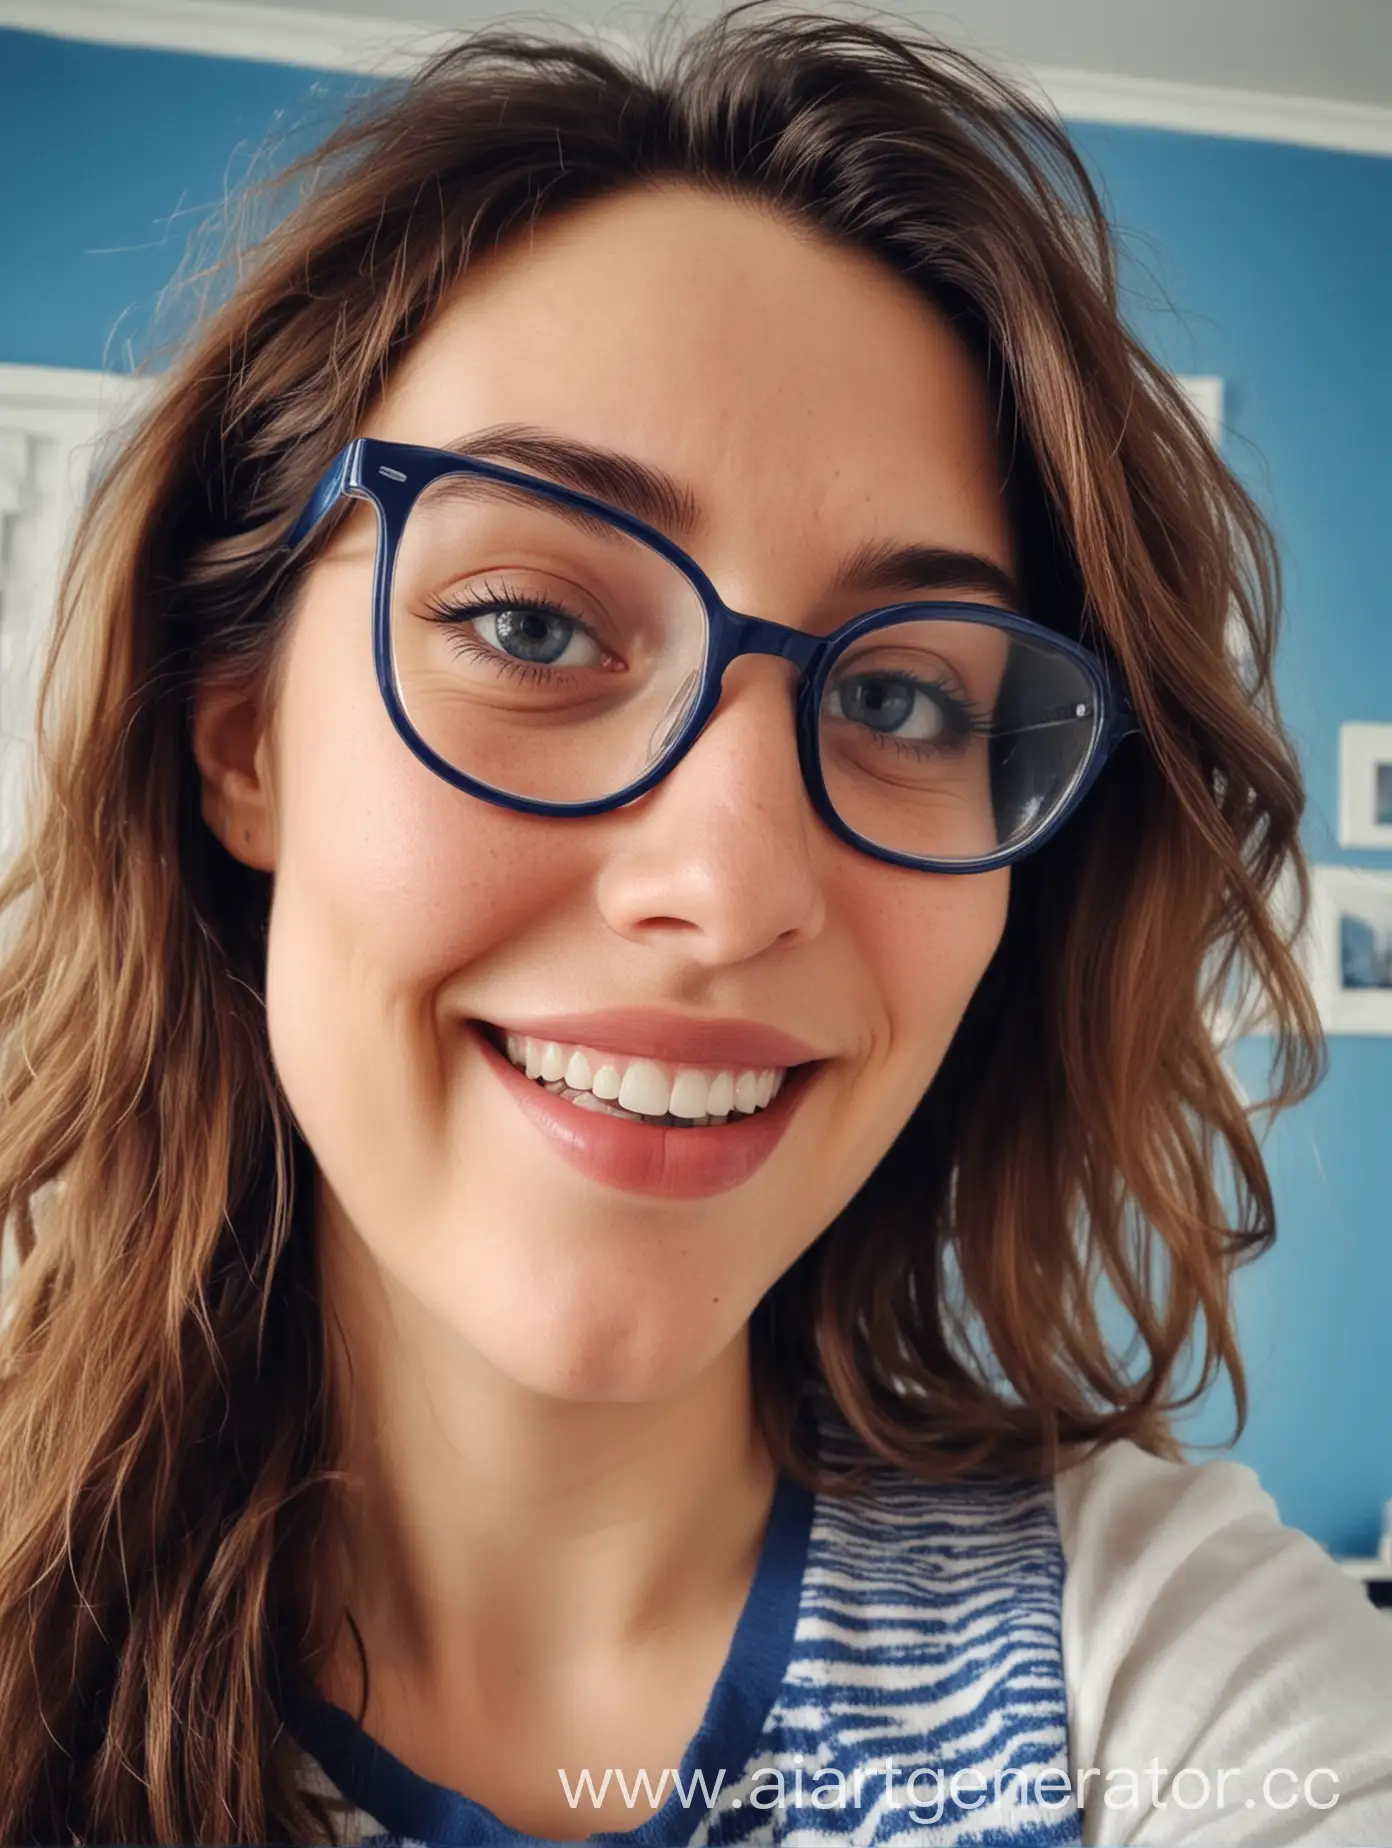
[0,6,1322,1839]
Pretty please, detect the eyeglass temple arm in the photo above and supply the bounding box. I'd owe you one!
[285,444,361,552]
[1104,678,1140,746]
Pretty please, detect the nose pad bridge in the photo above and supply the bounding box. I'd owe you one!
[643,613,822,806]
[645,667,703,767]
[721,613,823,674]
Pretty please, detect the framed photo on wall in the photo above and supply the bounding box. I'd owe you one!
[1338,723,1392,849]
[1309,864,1392,1036]
[1174,374,1223,443]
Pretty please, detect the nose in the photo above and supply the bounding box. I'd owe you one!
[593,657,828,966]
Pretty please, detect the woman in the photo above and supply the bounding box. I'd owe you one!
[0,7,1388,1844]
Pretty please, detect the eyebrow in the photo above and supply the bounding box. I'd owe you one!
[441,424,1023,608]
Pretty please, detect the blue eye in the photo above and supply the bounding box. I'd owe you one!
[829,673,952,742]
[421,584,612,677]
[471,604,603,667]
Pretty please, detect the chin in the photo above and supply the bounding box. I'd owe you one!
[467,1277,742,1404]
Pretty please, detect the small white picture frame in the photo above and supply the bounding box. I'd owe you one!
[1309,864,1392,1036]
[1174,374,1223,444]
[1338,723,1392,849]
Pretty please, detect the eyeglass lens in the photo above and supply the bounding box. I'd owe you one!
[387,473,1101,862]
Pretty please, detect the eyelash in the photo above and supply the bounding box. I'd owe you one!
[420,580,617,682]
[829,672,993,757]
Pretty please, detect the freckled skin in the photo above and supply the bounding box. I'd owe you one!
[201,183,1013,1405]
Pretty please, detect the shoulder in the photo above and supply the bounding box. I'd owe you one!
[1052,1435,1375,1655]
[1053,1432,1298,1615]
[1053,1438,1392,1844]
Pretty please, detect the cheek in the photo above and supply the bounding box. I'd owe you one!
[862,866,1010,1079]
[774,859,1008,1252]
[265,578,579,982]
[258,590,583,1190]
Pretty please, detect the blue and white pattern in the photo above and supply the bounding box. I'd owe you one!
[294,1413,1080,1847]
[692,1462,1080,1844]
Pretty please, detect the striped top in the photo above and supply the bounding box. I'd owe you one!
[288,1412,1081,1846]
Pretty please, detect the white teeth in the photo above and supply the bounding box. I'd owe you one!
[617,1059,671,1117]
[493,1029,793,1125]
[668,1068,711,1119]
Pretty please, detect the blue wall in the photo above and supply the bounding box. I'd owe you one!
[0,31,366,369]
[1067,125,1392,1554]
[2,26,1389,1552]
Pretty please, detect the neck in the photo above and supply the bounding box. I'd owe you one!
[315,1195,778,1706]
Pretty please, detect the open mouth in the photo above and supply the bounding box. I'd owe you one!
[474,1020,817,1129]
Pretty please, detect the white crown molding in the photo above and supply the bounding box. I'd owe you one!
[2,0,1391,153]
[1026,61,1392,156]
[0,0,458,75]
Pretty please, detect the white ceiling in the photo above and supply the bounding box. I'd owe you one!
[217,0,1392,108]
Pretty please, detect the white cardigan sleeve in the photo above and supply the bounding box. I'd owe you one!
[1053,1439,1392,1845]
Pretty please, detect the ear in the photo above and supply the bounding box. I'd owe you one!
[190,672,278,873]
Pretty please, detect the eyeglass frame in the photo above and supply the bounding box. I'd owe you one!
[285,436,1137,874]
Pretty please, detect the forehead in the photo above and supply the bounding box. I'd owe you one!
[362,183,1015,582]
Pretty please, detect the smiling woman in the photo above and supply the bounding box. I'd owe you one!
[0,8,1390,1847]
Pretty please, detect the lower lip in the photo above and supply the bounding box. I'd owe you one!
[469,1023,819,1199]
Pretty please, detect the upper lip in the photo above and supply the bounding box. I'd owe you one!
[475,1008,827,1069]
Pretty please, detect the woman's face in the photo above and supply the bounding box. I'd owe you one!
[214,184,1016,1402]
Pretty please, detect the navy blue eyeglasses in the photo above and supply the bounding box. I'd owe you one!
[286,437,1135,873]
